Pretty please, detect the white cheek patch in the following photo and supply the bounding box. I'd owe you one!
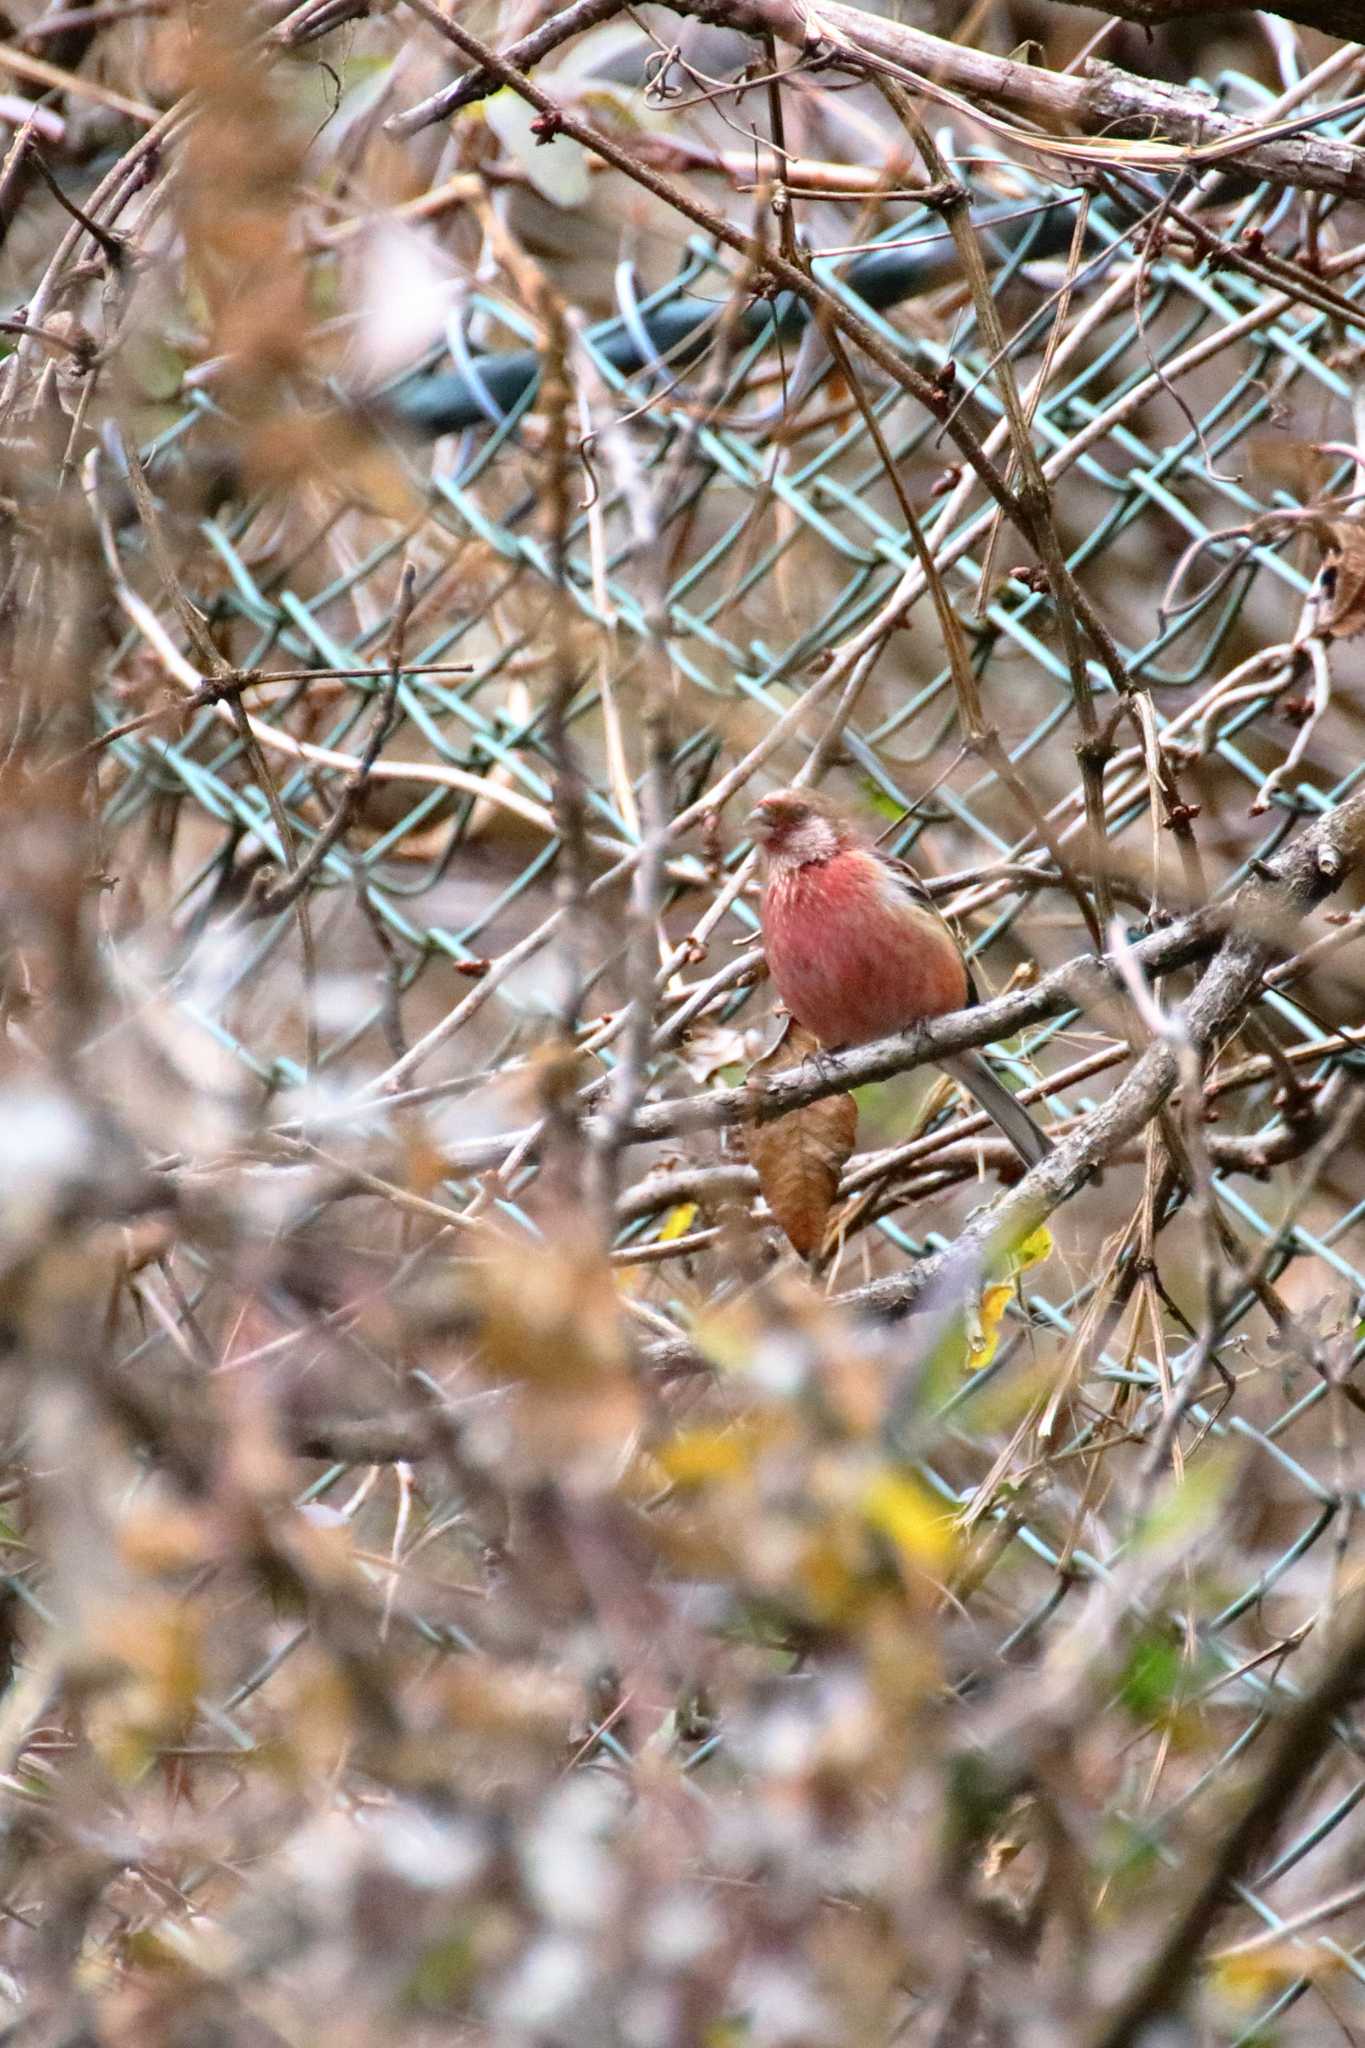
[782,818,840,865]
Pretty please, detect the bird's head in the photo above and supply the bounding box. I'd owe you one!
[747,788,855,867]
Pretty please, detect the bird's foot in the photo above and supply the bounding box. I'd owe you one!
[803,1040,849,1087]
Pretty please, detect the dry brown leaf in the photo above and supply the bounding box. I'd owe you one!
[742,1021,857,1259]
[176,17,310,413]
[1247,435,1332,496]
[1323,521,1365,638]
[462,1226,643,1486]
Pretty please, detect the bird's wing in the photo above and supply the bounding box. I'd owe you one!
[877,852,938,913]
[878,856,1051,1163]
[878,853,981,1006]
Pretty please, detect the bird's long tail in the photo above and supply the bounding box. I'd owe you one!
[940,1050,1053,1168]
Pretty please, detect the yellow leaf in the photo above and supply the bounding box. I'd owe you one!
[793,1518,869,1624]
[659,1203,698,1243]
[965,1223,1055,1372]
[1012,1223,1053,1268]
[119,1928,192,1977]
[966,1280,1014,1373]
[657,1424,761,1488]
[1212,1944,1335,2007]
[863,1469,956,1571]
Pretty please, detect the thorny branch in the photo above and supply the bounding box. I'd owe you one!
[1,3,1365,2045]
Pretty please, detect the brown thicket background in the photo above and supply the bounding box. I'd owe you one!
[1,1,1365,2044]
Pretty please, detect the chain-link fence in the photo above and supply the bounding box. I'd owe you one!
[4,3,1365,2043]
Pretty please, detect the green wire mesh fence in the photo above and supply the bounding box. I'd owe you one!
[9,5,1365,2042]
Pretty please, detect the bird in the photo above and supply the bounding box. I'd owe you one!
[747,788,1052,1168]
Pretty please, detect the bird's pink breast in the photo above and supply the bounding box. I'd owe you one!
[761,852,968,1047]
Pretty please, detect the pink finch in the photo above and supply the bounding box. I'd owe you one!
[749,788,1052,1168]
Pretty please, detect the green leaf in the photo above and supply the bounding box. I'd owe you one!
[1118,1633,1184,1720]
[1131,1454,1234,1559]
